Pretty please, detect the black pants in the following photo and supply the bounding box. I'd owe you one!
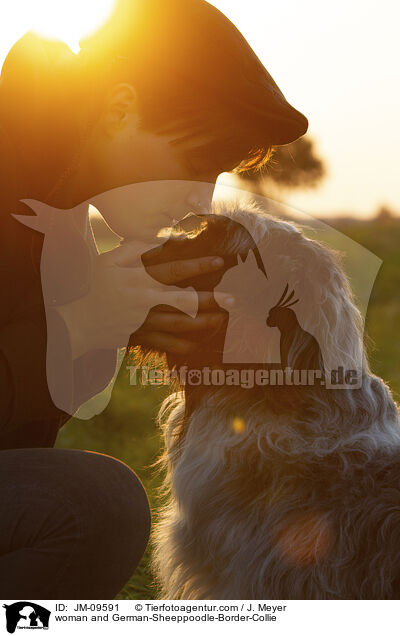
[0,448,151,599]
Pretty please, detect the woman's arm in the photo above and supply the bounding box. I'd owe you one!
[0,335,66,449]
[0,313,67,432]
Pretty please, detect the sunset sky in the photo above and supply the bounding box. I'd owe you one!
[0,0,399,218]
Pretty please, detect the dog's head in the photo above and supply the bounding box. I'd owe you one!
[140,209,267,369]
[140,199,367,377]
[142,199,399,463]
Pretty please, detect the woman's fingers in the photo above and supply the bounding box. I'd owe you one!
[141,311,225,333]
[145,256,224,284]
[132,330,199,355]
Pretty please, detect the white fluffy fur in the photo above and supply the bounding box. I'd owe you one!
[150,202,400,599]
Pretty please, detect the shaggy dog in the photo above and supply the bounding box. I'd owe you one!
[138,201,400,600]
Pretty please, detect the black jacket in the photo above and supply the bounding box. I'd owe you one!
[0,195,117,450]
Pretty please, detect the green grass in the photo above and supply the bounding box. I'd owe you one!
[55,217,400,599]
[332,218,400,402]
[55,374,170,600]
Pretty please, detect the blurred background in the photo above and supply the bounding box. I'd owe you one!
[1,0,399,598]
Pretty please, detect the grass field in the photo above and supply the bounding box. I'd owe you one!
[55,216,400,599]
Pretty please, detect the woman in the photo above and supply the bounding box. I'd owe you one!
[0,0,308,598]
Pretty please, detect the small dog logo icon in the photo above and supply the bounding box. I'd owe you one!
[3,602,50,633]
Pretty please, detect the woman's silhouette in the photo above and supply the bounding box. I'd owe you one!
[0,0,308,598]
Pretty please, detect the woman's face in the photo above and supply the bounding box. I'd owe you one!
[83,84,236,242]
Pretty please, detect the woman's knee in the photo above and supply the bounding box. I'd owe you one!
[0,448,151,598]
[27,449,151,570]
[53,450,152,597]
[66,450,151,545]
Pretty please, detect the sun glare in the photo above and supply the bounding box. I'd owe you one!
[29,0,117,53]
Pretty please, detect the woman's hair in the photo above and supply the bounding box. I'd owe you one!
[0,35,87,202]
[78,0,308,173]
[0,0,308,203]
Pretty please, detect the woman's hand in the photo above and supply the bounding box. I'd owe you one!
[56,242,230,359]
[130,291,228,355]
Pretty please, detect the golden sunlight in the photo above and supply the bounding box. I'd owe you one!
[232,417,246,434]
[29,0,117,52]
